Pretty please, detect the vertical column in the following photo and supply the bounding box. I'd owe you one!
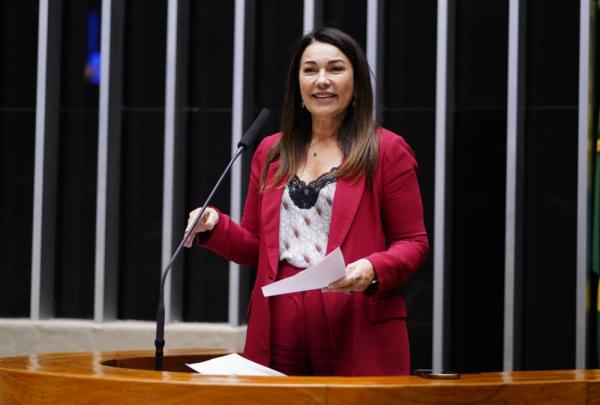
[576,0,592,369]
[31,0,62,320]
[303,0,322,34]
[95,0,124,322]
[503,0,526,372]
[303,0,315,34]
[162,0,179,324]
[432,0,455,373]
[366,0,382,119]
[161,0,189,324]
[229,0,246,327]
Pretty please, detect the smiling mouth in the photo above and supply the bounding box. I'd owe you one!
[313,93,336,99]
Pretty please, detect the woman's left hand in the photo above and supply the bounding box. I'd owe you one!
[324,258,376,294]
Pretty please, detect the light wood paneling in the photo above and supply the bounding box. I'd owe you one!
[0,349,599,404]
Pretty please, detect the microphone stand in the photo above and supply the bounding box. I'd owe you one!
[154,108,270,371]
[155,148,243,371]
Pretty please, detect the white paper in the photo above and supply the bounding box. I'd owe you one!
[261,247,346,297]
[186,353,286,376]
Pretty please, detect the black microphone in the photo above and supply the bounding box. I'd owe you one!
[238,108,271,151]
[154,108,271,371]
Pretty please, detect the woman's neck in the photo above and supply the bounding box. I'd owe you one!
[310,115,342,144]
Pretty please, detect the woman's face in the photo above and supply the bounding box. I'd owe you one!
[299,41,354,123]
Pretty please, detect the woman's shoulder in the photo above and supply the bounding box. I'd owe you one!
[258,132,282,147]
[254,132,282,158]
[376,127,417,167]
[257,132,282,150]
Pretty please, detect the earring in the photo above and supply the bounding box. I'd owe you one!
[301,101,305,109]
[352,99,356,107]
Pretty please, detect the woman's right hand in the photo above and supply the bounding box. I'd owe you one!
[183,207,219,248]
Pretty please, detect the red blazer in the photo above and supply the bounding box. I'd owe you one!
[201,127,429,375]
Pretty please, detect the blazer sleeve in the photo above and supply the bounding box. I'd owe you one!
[195,137,271,267]
[366,133,429,294]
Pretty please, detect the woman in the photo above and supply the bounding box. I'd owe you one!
[185,27,429,376]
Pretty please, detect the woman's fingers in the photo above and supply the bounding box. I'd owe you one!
[183,208,200,248]
[324,259,374,293]
[183,207,219,248]
[325,273,358,293]
[204,209,219,231]
[186,208,200,231]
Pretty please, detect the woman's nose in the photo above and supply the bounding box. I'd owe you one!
[315,70,330,87]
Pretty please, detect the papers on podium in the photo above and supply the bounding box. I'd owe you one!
[186,353,286,376]
[261,247,346,297]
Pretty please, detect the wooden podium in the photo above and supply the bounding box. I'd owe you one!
[1,348,599,404]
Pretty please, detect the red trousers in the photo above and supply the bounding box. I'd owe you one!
[269,262,334,376]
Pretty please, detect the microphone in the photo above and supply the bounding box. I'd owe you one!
[154,108,271,371]
[238,108,270,151]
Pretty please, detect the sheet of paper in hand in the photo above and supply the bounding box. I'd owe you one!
[261,247,346,297]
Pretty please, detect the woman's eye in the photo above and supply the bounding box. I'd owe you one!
[303,67,316,74]
[331,66,344,72]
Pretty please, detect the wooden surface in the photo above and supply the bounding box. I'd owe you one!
[0,349,599,404]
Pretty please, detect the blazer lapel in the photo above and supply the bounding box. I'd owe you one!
[261,161,285,278]
[326,174,365,254]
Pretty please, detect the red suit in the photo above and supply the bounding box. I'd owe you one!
[201,127,429,375]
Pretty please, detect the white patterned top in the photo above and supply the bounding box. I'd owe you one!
[278,172,337,268]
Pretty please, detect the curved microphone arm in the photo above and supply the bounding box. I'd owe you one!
[154,108,270,371]
[155,147,244,371]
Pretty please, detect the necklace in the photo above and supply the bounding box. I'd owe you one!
[310,142,318,157]
[310,136,335,158]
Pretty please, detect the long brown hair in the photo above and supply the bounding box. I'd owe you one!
[260,27,378,189]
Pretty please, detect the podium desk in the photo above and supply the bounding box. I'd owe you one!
[1,349,599,404]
